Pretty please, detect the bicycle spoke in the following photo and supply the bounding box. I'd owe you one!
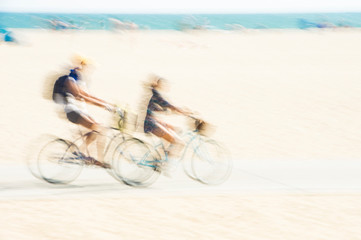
[111,138,160,187]
[37,139,83,184]
[192,139,232,185]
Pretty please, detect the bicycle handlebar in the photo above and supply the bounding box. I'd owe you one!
[187,114,201,121]
[115,107,125,119]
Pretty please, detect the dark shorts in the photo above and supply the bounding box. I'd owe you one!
[144,117,157,133]
[66,111,82,124]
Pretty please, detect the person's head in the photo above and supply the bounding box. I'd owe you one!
[72,55,90,72]
[150,75,169,91]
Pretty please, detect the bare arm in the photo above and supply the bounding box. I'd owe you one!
[152,89,188,115]
[169,105,187,115]
[65,79,111,109]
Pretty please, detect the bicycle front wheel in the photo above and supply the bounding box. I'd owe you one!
[191,139,232,185]
[112,138,160,187]
[37,139,83,184]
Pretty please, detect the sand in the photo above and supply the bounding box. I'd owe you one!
[1,28,361,239]
[1,194,361,240]
[2,28,361,162]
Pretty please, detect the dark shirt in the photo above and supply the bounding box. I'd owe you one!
[144,88,173,133]
[146,89,173,116]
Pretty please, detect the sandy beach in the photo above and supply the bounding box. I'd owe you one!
[1,28,361,239]
[0,193,360,240]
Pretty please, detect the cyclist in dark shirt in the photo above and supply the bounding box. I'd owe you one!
[143,76,191,174]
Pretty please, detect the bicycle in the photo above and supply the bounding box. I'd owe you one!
[110,115,233,187]
[29,107,157,185]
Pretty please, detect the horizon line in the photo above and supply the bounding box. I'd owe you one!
[1,10,361,15]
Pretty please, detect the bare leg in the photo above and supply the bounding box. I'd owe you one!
[95,131,107,162]
[76,114,98,155]
[76,114,107,163]
[165,128,185,159]
[152,123,184,159]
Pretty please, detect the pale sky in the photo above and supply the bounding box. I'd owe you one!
[1,0,361,13]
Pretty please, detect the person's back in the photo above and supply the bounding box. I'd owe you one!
[52,75,70,104]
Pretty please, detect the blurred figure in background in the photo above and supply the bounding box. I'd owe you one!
[52,56,115,168]
[47,18,80,30]
[108,18,139,32]
[0,28,16,43]
[139,75,191,175]
[178,15,211,31]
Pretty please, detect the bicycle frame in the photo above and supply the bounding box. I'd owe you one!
[139,130,203,169]
[71,107,127,158]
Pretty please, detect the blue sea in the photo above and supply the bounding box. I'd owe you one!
[1,12,361,30]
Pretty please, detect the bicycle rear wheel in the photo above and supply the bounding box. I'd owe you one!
[37,139,83,184]
[191,138,232,185]
[112,138,160,187]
